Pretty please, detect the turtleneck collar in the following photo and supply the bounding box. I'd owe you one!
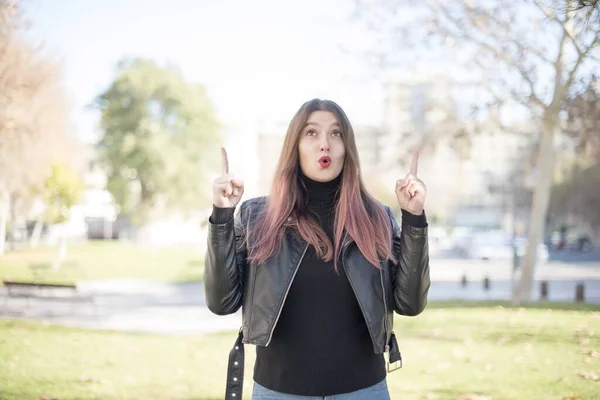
[300,170,342,208]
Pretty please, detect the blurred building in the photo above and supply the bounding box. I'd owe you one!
[453,118,535,232]
[381,67,537,231]
[79,145,122,239]
[380,68,460,222]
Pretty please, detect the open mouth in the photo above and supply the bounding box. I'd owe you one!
[318,156,331,168]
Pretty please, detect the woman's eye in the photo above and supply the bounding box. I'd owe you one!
[331,131,342,137]
[307,130,317,136]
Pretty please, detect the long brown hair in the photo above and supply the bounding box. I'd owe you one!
[247,99,395,270]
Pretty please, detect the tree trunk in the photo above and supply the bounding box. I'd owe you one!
[53,228,68,270]
[512,117,557,304]
[0,191,7,256]
[7,192,16,251]
[29,218,44,248]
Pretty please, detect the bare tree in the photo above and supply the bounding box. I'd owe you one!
[0,0,76,254]
[356,0,600,303]
[557,0,600,24]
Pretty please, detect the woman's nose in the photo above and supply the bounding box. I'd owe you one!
[320,137,329,152]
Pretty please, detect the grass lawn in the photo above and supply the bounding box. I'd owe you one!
[0,241,204,284]
[0,302,599,400]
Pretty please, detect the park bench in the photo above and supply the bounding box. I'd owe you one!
[28,261,86,280]
[0,280,97,316]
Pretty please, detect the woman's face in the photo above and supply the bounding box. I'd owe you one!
[297,111,345,182]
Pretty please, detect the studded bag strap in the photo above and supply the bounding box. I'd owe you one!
[225,327,244,399]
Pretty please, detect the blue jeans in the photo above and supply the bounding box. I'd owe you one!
[251,379,391,400]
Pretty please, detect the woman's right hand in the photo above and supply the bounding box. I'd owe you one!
[213,147,244,208]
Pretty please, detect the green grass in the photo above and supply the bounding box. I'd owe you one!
[0,241,204,284]
[0,304,599,400]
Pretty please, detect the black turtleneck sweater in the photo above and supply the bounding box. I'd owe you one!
[210,173,427,396]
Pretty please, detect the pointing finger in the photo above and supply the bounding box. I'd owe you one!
[221,147,229,175]
[410,148,420,176]
[396,178,408,189]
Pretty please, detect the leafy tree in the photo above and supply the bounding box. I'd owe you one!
[43,162,84,225]
[95,58,222,226]
[39,162,84,264]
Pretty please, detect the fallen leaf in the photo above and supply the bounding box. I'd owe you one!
[436,362,451,371]
[431,328,443,337]
[578,338,590,346]
[456,394,492,400]
[452,348,465,358]
[576,371,599,381]
[78,376,102,384]
[40,395,54,400]
[556,376,568,382]
[562,396,581,400]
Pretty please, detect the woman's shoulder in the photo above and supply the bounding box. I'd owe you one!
[238,196,269,220]
[367,196,394,218]
[240,196,268,209]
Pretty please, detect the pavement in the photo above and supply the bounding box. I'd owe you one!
[1,254,599,335]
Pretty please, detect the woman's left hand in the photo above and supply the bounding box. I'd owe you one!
[395,149,427,215]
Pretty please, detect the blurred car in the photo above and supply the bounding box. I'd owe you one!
[450,226,474,255]
[514,237,549,263]
[466,230,549,264]
[550,230,595,252]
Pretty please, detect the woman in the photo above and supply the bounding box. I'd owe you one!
[205,99,430,400]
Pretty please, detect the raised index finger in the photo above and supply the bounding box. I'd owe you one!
[221,147,229,175]
[410,148,419,176]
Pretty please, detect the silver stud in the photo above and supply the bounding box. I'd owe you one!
[232,394,236,397]
[235,346,239,350]
[233,377,238,381]
[234,361,238,366]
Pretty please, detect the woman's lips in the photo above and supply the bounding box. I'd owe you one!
[318,156,331,168]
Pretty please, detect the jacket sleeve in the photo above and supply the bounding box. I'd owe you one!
[388,207,431,316]
[203,203,248,316]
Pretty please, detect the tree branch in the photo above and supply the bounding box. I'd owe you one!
[471,56,544,113]
[429,0,545,107]
[561,34,600,101]
[532,0,584,56]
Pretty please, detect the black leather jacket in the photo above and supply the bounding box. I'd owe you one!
[204,196,431,357]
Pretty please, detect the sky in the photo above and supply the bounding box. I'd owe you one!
[23,0,385,145]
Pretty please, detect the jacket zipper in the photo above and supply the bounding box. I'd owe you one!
[343,239,389,354]
[380,267,390,353]
[341,242,381,351]
[265,243,309,346]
